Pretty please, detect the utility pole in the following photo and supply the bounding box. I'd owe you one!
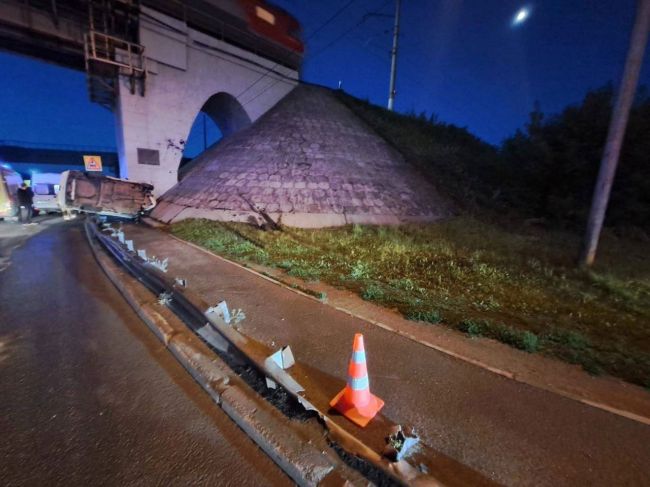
[580,0,650,267]
[387,0,401,110]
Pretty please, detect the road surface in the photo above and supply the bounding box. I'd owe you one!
[0,220,291,486]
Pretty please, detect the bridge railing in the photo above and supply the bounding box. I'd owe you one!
[84,30,146,77]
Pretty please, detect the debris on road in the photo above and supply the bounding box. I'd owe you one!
[147,256,168,273]
[265,346,295,390]
[383,425,420,462]
[157,291,173,306]
[207,300,232,324]
[268,346,295,370]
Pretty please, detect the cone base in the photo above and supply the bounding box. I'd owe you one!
[329,388,385,428]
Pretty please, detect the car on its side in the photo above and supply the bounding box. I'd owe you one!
[58,170,156,219]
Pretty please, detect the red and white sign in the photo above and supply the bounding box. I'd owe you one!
[83,155,103,172]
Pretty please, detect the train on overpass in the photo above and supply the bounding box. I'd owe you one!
[0,0,304,104]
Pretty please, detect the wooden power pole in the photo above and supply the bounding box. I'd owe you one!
[580,0,650,267]
[387,0,401,110]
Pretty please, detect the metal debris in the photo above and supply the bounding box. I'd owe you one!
[266,346,295,389]
[157,291,173,306]
[148,256,168,273]
[117,231,125,243]
[268,346,295,370]
[383,425,420,462]
[137,249,147,260]
[231,308,246,324]
[125,239,134,252]
[174,277,187,288]
[206,301,232,324]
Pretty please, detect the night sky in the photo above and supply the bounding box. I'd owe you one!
[1,0,649,157]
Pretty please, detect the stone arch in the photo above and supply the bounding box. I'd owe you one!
[200,92,252,137]
[179,92,252,180]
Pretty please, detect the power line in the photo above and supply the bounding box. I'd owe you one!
[305,0,359,41]
[241,0,395,107]
[243,77,284,108]
[307,0,393,61]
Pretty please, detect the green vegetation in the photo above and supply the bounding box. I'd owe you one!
[170,218,650,387]
[169,85,650,388]
[335,90,501,212]
[336,86,650,231]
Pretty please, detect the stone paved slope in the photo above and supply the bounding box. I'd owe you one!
[151,84,452,227]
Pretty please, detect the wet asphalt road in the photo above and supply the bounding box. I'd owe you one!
[0,221,291,486]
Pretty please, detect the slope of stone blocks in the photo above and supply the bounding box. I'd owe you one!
[151,84,453,228]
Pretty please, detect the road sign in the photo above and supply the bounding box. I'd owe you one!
[83,155,103,172]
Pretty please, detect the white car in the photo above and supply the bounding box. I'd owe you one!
[32,172,62,214]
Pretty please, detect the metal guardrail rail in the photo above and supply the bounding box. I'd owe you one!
[85,219,413,486]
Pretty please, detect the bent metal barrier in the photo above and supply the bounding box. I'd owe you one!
[85,219,486,487]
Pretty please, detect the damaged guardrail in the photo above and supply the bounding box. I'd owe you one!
[88,220,491,487]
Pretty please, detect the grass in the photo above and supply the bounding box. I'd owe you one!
[170,217,650,388]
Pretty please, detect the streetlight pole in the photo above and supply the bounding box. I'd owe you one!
[387,0,401,110]
[580,0,650,267]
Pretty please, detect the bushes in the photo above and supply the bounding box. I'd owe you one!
[338,86,650,232]
[500,86,650,230]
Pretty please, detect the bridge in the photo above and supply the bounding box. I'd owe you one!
[0,0,302,194]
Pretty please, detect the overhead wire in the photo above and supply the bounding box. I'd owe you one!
[306,0,393,61]
[242,0,397,107]
[304,0,359,41]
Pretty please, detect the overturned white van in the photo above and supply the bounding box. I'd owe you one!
[58,170,156,219]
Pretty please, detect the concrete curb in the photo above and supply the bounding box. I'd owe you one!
[84,223,371,487]
[160,229,650,427]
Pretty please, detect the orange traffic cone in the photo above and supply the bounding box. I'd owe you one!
[330,333,384,427]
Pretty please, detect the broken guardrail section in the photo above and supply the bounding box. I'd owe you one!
[89,220,462,486]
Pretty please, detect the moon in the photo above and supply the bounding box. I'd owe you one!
[511,6,531,27]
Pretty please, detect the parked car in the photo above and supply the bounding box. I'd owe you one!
[58,170,156,219]
[0,167,23,220]
[32,172,62,214]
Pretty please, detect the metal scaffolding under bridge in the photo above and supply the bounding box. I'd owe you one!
[0,0,302,109]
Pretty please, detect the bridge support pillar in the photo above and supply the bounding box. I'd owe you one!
[113,7,298,196]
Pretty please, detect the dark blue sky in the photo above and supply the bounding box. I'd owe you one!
[1,0,648,154]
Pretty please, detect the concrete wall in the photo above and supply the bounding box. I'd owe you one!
[115,7,298,195]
